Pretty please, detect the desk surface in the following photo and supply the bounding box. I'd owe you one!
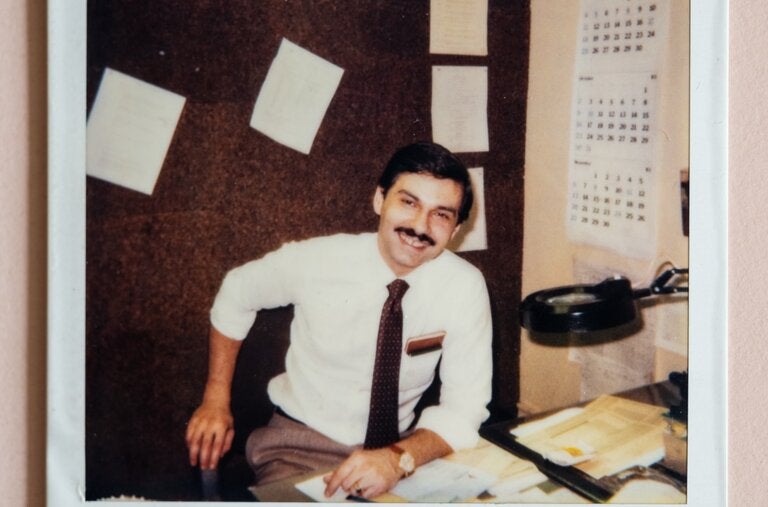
[251,381,685,503]
[480,380,686,502]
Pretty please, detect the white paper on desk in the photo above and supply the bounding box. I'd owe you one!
[391,458,497,502]
[449,167,487,252]
[431,65,489,153]
[608,479,686,504]
[86,68,186,195]
[430,0,488,56]
[487,467,548,497]
[510,407,585,438]
[250,38,344,154]
[295,474,350,503]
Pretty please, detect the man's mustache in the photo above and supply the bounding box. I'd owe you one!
[395,227,436,246]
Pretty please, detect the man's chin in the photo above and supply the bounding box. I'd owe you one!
[393,250,436,272]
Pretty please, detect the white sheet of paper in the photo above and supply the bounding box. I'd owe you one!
[86,68,186,195]
[608,479,686,504]
[449,166,488,252]
[431,65,489,153]
[250,38,344,154]
[430,0,488,56]
[510,407,585,438]
[294,474,349,503]
[391,458,497,502]
[487,467,548,497]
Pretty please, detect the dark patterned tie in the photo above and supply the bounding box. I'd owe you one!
[363,279,409,449]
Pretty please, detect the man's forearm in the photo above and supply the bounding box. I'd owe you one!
[186,326,243,469]
[202,326,243,405]
[395,428,453,469]
[322,428,454,499]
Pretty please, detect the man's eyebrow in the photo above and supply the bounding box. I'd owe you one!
[396,189,419,201]
[396,189,458,216]
[436,205,458,216]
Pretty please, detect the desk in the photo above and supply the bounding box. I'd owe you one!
[480,381,686,502]
[250,440,586,503]
[251,381,686,503]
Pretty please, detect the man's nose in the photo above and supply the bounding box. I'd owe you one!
[410,209,431,235]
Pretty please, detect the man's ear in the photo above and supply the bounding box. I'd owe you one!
[373,187,384,216]
[449,223,462,241]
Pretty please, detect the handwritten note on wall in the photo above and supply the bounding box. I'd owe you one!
[250,38,344,155]
[86,68,186,195]
[429,0,488,56]
[449,167,488,252]
[431,65,489,153]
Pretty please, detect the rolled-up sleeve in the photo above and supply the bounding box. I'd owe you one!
[414,274,493,451]
[210,242,303,340]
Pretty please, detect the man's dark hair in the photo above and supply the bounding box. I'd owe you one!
[378,142,474,224]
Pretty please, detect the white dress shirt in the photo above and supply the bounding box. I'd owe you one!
[210,232,492,451]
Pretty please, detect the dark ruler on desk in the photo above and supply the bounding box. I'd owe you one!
[480,421,614,502]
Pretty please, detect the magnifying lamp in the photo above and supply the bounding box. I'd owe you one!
[519,266,689,421]
[519,267,688,334]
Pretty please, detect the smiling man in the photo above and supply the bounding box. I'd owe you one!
[185,142,493,499]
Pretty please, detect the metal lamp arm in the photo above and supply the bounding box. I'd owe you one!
[632,267,689,299]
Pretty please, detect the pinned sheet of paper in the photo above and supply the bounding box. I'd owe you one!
[430,0,488,56]
[449,167,487,252]
[431,65,489,153]
[86,68,186,195]
[250,38,344,154]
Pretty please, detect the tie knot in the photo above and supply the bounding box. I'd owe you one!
[387,279,409,300]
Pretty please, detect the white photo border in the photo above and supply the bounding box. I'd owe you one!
[47,0,727,505]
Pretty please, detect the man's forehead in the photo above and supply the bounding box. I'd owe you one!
[390,172,460,190]
[389,173,463,209]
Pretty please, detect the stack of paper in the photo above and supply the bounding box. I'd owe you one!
[513,395,668,479]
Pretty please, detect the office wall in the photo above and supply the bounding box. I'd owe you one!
[85,1,530,500]
[520,0,689,413]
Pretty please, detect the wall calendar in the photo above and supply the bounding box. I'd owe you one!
[566,0,670,258]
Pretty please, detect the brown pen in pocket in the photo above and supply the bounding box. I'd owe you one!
[405,331,446,356]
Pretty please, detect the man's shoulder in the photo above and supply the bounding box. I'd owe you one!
[430,249,486,283]
[287,232,374,251]
[275,232,375,266]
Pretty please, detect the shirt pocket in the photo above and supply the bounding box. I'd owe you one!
[399,342,443,390]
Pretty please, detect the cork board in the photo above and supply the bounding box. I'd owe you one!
[86,0,529,499]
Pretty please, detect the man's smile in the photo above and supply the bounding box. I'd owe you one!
[395,227,436,249]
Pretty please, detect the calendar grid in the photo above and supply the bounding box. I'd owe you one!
[566,0,669,259]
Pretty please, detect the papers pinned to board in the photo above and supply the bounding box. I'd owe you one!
[250,38,344,154]
[449,167,488,252]
[429,0,489,56]
[431,65,489,153]
[86,68,186,195]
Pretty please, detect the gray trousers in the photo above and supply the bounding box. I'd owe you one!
[245,411,357,486]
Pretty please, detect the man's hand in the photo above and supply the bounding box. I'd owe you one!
[323,448,402,499]
[185,401,235,470]
[185,327,242,470]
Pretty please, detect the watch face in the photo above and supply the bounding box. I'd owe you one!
[399,452,415,473]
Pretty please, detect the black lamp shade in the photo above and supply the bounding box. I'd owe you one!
[519,277,638,333]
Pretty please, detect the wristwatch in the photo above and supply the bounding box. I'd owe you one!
[389,444,415,477]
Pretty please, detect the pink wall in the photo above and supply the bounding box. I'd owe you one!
[729,0,768,504]
[1,0,764,504]
[0,1,47,505]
